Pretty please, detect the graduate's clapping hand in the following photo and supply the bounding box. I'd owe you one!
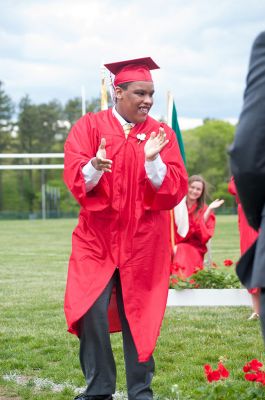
[144,127,169,161]
[208,199,225,210]
[203,199,224,222]
[91,138,112,172]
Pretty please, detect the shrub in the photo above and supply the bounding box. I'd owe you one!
[169,267,241,290]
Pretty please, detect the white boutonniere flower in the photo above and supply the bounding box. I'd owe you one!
[136,133,146,143]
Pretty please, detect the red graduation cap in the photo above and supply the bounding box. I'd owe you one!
[104,57,160,86]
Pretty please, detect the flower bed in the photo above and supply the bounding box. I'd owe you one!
[171,359,265,399]
[167,260,252,307]
[170,262,241,290]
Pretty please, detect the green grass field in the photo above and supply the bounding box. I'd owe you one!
[0,216,263,399]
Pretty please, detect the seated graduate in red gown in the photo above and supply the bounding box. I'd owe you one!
[171,175,224,278]
[228,176,260,320]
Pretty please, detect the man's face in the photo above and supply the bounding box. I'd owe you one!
[115,81,154,124]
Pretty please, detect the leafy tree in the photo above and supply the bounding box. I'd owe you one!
[17,95,39,153]
[36,100,65,152]
[17,96,64,153]
[87,97,101,113]
[64,97,83,127]
[0,81,14,210]
[183,120,235,208]
[17,96,65,212]
[64,96,101,127]
[0,80,14,151]
[13,95,103,214]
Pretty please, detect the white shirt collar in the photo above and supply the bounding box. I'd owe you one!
[112,107,135,127]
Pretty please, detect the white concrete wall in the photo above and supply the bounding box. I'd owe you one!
[167,289,252,307]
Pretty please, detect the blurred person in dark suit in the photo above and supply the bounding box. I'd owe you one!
[230,31,265,337]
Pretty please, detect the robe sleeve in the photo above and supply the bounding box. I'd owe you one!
[64,114,110,210]
[195,211,216,244]
[228,176,240,204]
[143,124,188,210]
[228,176,236,196]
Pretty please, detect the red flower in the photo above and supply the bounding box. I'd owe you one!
[243,364,251,373]
[209,370,221,382]
[204,364,212,374]
[223,259,233,266]
[204,359,265,386]
[218,362,230,378]
[256,371,265,385]
[243,359,263,372]
[249,359,263,370]
[170,277,178,285]
[245,373,258,381]
[204,362,229,383]
[204,364,217,383]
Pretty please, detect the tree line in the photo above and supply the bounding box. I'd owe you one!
[0,81,236,218]
[182,119,235,208]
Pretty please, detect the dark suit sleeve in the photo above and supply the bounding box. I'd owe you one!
[230,31,265,231]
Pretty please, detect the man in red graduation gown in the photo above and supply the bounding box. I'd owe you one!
[64,57,188,400]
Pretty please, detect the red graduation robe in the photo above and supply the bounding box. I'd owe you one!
[228,176,259,295]
[64,109,188,362]
[228,176,258,254]
[171,203,215,278]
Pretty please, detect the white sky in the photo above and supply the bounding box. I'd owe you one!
[0,0,264,128]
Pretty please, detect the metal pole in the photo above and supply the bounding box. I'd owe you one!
[81,86,86,116]
[41,183,46,220]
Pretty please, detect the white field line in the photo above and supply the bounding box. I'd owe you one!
[2,373,127,399]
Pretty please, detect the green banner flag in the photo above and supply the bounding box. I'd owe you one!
[167,92,189,241]
[167,92,186,165]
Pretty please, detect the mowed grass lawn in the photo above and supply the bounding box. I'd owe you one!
[0,216,263,399]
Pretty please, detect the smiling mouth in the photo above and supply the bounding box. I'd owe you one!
[138,107,149,114]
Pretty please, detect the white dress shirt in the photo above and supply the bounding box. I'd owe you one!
[82,108,167,192]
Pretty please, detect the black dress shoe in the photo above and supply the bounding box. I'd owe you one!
[74,394,113,400]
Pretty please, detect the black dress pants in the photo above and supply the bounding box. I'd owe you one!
[79,270,154,400]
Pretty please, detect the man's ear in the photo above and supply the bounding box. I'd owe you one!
[115,86,123,100]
